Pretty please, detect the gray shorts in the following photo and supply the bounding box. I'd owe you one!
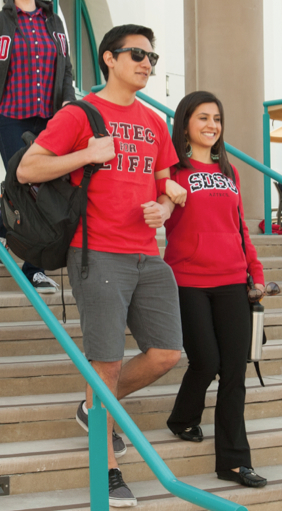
[67,248,183,362]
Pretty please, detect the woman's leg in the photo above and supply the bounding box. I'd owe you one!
[167,287,220,434]
[211,284,252,472]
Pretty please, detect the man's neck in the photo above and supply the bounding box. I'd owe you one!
[15,0,37,12]
[96,81,137,107]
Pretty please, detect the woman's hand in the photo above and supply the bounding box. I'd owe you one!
[254,283,265,294]
[165,179,187,207]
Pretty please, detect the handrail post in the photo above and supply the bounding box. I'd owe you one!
[53,0,58,14]
[263,106,272,234]
[89,394,109,510]
[75,0,82,91]
[166,114,173,136]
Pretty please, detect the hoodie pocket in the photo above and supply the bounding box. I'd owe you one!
[185,232,246,275]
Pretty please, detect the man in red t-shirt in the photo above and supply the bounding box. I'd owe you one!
[17,24,186,507]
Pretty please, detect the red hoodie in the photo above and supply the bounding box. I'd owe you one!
[164,160,264,287]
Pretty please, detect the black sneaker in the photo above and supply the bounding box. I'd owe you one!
[31,272,59,294]
[76,400,127,457]
[108,468,137,507]
[178,425,203,442]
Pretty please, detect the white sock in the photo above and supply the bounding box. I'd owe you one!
[82,401,88,415]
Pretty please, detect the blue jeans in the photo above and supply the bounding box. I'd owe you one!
[0,115,49,279]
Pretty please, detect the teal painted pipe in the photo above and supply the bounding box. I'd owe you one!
[75,0,82,90]
[89,397,109,510]
[0,244,246,511]
[263,98,282,107]
[166,114,173,136]
[262,108,272,234]
[81,0,101,85]
[225,142,282,184]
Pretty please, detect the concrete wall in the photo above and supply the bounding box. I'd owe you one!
[184,0,265,229]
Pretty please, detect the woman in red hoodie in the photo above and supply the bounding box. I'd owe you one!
[165,91,267,488]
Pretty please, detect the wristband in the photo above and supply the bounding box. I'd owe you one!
[156,177,169,197]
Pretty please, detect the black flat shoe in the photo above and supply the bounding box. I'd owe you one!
[217,467,267,488]
[178,425,203,442]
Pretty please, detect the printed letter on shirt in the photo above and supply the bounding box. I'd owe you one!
[53,32,67,57]
[0,36,11,61]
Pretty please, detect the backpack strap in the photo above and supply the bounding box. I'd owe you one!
[230,165,265,386]
[65,100,108,279]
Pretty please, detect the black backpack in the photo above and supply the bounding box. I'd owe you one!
[1,100,107,278]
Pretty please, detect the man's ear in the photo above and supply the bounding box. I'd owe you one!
[103,50,115,71]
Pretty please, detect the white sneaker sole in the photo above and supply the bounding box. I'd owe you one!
[114,445,127,458]
[34,287,57,294]
[109,497,137,507]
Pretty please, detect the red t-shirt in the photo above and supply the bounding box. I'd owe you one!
[36,93,178,254]
[164,160,264,287]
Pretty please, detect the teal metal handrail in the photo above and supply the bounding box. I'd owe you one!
[262,99,282,234]
[92,85,282,236]
[81,0,101,85]
[55,1,101,90]
[0,246,246,511]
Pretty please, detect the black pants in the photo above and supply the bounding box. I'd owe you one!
[167,284,252,472]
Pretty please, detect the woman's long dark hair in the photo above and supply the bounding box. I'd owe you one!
[172,91,231,177]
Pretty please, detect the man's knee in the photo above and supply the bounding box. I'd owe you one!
[91,359,123,386]
[146,348,181,374]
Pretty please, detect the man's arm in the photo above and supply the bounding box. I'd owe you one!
[141,195,175,229]
[17,136,115,184]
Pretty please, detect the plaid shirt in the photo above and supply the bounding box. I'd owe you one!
[0,7,57,119]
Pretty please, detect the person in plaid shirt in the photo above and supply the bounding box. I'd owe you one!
[0,0,75,292]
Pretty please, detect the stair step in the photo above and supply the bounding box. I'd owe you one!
[1,375,282,443]
[259,257,282,269]
[2,472,281,511]
[0,320,138,356]
[0,345,281,393]
[0,290,78,322]
[256,244,282,257]
[251,234,282,244]
[1,418,281,495]
[2,467,282,511]
[0,350,188,398]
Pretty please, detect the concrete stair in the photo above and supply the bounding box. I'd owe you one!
[0,234,282,510]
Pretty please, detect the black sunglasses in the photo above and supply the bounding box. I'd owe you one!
[113,47,159,67]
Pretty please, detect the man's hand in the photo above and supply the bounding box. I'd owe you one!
[141,201,171,228]
[86,135,115,164]
[165,179,187,207]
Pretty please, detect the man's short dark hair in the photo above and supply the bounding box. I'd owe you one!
[99,24,156,81]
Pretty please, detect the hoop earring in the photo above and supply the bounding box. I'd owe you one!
[186,143,193,158]
[211,152,219,161]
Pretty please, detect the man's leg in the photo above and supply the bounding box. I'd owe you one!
[118,255,183,401]
[117,348,181,400]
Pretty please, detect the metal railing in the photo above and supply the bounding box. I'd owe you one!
[262,99,282,234]
[92,85,282,236]
[0,247,247,511]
